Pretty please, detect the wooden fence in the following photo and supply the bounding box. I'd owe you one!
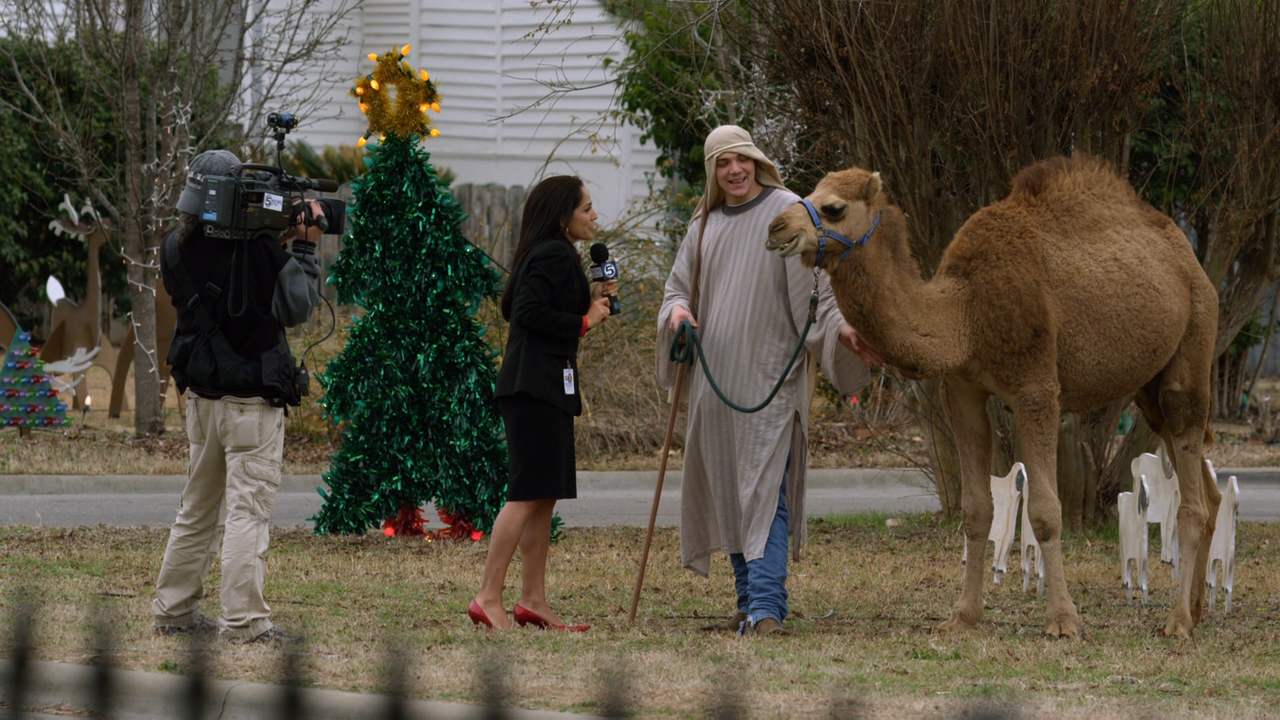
[314,183,526,296]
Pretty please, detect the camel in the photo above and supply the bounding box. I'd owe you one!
[765,154,1220,639]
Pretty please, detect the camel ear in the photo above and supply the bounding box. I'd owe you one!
[863,172,882,203]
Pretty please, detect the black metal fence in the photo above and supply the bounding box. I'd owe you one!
[1,595,1021,719]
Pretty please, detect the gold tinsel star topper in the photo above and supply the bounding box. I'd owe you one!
[352,44,442,146]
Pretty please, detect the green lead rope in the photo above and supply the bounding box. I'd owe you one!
[669,282,819,414]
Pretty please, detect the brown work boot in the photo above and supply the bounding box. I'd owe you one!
[701,611,748,633]
[744,617,790,637]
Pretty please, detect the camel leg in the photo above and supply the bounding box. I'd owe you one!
[1014,387,1081,639]
[1161,425,1214,638]
[937,378,993,634]
[1138,374,1215,638]
[1188,458,1222,623]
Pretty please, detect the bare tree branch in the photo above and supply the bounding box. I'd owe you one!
[0,0,357,434]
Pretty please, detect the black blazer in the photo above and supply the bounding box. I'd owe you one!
[495,238,591,415]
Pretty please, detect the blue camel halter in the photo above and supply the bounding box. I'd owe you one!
[798,199,881,265]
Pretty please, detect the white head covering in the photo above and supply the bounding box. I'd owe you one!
[693,125,787,219]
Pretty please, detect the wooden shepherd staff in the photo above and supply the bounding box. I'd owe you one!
[629,216,707,623]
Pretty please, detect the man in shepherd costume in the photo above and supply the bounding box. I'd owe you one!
[657,125,880,635]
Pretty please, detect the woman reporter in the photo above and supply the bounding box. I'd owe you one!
[469,175,614,631]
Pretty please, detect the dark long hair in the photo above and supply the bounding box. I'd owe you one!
[500,175,585,320]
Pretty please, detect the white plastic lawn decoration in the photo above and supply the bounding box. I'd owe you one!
[1019,464,1045,596]
[43,346,99,400]
[1206,473,1239,613]
[1118,475,1150,605]
[1131,446,1180,581]
[962,463,1024,585]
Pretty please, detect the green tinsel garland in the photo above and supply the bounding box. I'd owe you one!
[313,134,508,536]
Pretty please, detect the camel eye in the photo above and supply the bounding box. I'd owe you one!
[820,201,846,220]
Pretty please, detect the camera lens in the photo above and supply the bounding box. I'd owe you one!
[267,112,298,130]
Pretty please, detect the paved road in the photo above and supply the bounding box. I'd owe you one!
[2,468,1278,528]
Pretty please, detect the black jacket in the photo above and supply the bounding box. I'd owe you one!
[160,229,321,403]
[495,238,590,415]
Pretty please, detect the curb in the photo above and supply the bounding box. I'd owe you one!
[0,658,594,720]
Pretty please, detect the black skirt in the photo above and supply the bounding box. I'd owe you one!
[498,392,577,501]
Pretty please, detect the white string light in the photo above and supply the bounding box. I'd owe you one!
[125,310,162,380]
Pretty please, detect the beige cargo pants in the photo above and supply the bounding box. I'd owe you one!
[152,394,285,642]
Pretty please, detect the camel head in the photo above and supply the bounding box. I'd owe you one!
[766,168,883,272]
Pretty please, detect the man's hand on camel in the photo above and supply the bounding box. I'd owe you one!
[839,324,884,368]
[669,305,697,335]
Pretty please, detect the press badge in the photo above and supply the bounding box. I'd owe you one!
[563,367,576,395]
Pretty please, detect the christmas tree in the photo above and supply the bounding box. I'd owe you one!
[313,47,508,537]
[1,330,70,431]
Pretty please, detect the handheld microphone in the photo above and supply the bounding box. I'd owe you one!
[588,242,621,315]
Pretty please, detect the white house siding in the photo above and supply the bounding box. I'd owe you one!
[278,0,660,225]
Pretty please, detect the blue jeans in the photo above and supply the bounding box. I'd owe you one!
[729,454,791,628]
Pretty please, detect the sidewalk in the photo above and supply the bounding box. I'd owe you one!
[1,658,594,720]
[0,467,941,493]
[5,466,1278,494]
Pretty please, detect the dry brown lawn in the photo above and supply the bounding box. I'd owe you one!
[2,517,1279,718]
[6,409,1279,476]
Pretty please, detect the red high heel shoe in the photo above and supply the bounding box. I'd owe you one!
[513,603,590,632]
[468,599,499,629]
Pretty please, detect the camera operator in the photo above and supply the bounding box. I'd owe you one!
[151,148,322,645]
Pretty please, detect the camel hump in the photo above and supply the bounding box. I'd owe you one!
[1009,153,1126,203]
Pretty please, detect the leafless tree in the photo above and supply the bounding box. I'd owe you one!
[1170,1,1280,419]
[0,0,356,435]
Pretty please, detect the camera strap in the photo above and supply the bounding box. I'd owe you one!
[164,239,228,339]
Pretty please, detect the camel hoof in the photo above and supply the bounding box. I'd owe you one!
[1043,611,1082,639]
[1160,617,1195,640]
[1043,620,1082,640]
[937,615,977,635]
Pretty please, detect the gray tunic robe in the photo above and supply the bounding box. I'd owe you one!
[656,187,871,576]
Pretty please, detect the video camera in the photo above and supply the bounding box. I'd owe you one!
[194,112,346,242]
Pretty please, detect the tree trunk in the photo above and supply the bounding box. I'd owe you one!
[1216,350,1249,421]
[1056,414,1088,530]
[988,398,1017,479]
[122,0,163,437]
[129,264,163,436]
[907,378,961,518]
